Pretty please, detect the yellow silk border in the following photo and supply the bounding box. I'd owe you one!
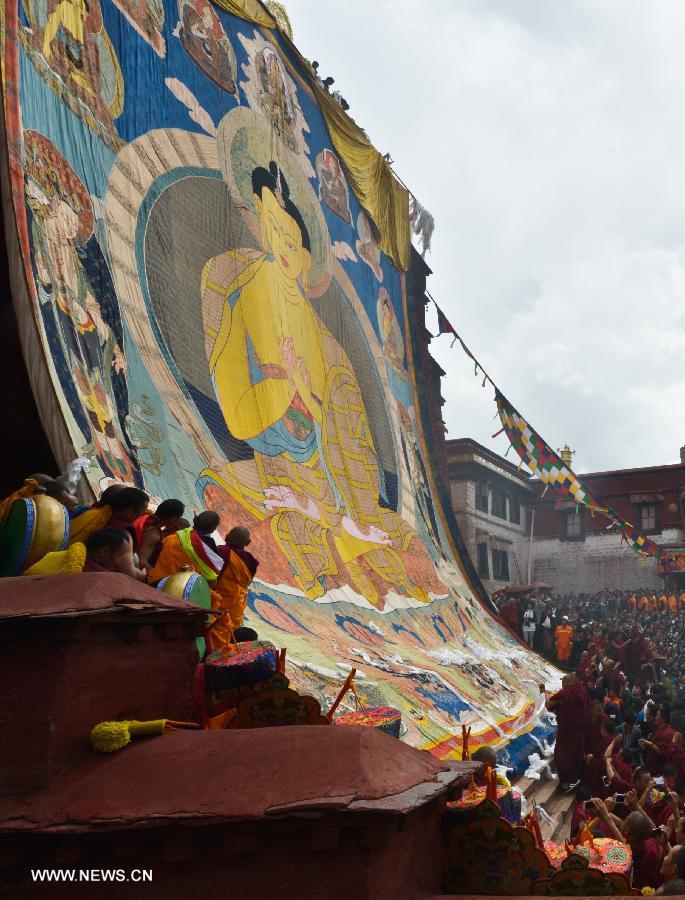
[211,0,276,27]
[315,87,410,271]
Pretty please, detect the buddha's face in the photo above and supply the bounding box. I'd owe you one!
[255,187,311,285]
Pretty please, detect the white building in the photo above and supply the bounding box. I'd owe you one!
[446,438,534,595]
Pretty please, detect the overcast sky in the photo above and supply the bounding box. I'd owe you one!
[285,0,685,472]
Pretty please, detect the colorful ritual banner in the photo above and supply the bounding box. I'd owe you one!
[496,392,671,561]
[0,0,560,757]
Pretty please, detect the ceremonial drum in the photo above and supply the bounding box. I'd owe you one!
[204,641,280,722]
[0,495,69,577]
[334,706,402,738]
[157,569,212,653]
[158,570,212,607]
[544,838,632,877]
[572,838,632,877]
[204,642,280,696]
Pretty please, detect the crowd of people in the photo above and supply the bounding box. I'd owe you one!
[498,590,685,690]
[0,473,259,653]
[532,590,685,893]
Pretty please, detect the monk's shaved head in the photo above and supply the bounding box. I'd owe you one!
[472,746,497,768]
[227,526,251,547]
[623,810,652,842]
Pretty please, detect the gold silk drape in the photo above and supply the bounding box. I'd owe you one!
[211,0,276,27]
[315,88,410,271]
[211,1,411,272]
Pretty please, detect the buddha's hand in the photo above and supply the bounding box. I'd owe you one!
[261,363,288,380]
[280,337,297,370]
[297,357,310,388]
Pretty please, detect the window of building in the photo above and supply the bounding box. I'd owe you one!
[475,482,489,513]
[561,509,585,541]
[638,503,659,534]
[477,542,489,577]
[492,548,510,581]
[491,488,507,519]
[509,495,521,525]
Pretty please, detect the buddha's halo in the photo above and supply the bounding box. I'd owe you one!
[217,107,331,296]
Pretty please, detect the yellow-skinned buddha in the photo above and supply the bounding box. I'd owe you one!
[202,160,427,607]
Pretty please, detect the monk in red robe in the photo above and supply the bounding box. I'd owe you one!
[592,803,664,891]
[547,673,590,789]
[134,498,185,569]
[585,718,615,797]
[499,599,520,637]
[69,486,149,549]
[641,707,676,777]
[667,728,685,783]
[608,631,629,671]
[627,624,652,680]
[584,698,609,756]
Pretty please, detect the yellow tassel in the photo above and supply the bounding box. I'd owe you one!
[90,721,131,753]
[90,718,199,752]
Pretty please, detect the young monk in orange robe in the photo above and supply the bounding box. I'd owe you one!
[206,526,259,653]
[148,511,222,584]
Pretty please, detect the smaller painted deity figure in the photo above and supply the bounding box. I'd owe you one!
[377,288,404,373]
[113,0,165,57]
[178,0,237,93]
[22,0,123,147]
[42,0,99,93]
[397,404,444,564]
[256,46,296,146]
[316,149,352,224]
[24,131,135,481]
[356,211,383,282]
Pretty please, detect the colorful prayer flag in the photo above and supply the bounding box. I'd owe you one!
[496,392,603,510]
[436,306,456,339]
[495,391,670,561]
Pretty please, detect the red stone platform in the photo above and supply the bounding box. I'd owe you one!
[0,573,478,898]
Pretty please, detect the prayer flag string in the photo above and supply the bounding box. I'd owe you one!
[428,294,674,565]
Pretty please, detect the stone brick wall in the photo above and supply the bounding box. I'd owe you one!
[531,527,682,593]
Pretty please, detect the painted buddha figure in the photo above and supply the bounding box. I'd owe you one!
[207,162,326,457]
[202,161,427,606]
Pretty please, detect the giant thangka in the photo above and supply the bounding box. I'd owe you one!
[1,0,559,757]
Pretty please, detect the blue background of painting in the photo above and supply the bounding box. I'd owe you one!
[18,0,405,348]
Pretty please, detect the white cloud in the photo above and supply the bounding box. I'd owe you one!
[285,0,685,470]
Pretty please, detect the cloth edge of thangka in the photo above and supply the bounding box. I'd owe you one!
[399,261,561,756]
[0,0,84,494]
